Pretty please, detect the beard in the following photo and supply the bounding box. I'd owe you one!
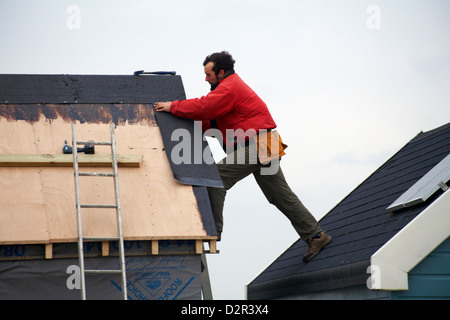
[210,80,220,91]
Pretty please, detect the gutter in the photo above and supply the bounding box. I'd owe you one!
[247,260,369,300]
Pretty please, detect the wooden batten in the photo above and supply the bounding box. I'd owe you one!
[101,241,110,257]
[0,237,219,261]
[208,240,217,254]
[151,240,159,255]
[195,240,203,254]
[45,244,53,259]
[0,154,143,168]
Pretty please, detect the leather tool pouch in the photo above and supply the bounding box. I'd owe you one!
[254,130,288,164]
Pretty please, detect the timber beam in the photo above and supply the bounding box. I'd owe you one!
[0,154,143,167]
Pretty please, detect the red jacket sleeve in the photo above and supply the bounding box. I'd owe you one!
[170,85,235,121]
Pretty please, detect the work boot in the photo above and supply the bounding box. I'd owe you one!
[303,231,332,263]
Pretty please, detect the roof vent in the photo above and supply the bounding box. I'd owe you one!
[387,153,450,212]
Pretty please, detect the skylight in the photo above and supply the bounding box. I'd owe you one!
[387,153,450,212]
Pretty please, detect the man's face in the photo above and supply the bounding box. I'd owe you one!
[204,62,221,86]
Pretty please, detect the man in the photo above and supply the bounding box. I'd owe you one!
[155,51,331,262]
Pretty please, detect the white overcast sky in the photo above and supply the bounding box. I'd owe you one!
[1,0,449,300]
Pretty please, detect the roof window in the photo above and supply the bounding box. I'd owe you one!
[387,153,450,212]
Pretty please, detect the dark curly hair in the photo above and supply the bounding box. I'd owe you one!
[203,51,235,76]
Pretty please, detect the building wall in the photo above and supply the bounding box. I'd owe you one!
[0,241,202,300]
[391,237,450,300]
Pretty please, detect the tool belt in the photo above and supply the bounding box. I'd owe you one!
[254,130,288,164]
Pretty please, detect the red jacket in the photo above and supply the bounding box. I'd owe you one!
[170,73,276,147]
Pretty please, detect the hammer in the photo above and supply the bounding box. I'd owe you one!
[133,70,176,76]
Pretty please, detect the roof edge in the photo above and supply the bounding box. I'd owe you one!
[247,260,369,300]
[411,122,450,143]
[370,188,450,291]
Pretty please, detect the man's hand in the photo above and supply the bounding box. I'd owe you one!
[154,101,172,112]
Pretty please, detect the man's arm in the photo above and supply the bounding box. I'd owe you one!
[154,84,235,120]
[154,101,213,132]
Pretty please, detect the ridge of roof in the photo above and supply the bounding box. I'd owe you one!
[0,73,185,104]
[411,122,450,143]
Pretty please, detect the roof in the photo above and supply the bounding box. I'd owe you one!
[0,74,220,246]
[247,122,450,299]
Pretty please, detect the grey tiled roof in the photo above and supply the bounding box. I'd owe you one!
[248,122,450,299]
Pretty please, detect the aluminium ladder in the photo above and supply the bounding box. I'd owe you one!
[72,123,127,300]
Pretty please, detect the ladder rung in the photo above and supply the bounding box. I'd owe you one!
[78,172,115,177]
[80,204,117,209]
[82,236,120,241]
[76,141,112,146]
[84,269,123,274]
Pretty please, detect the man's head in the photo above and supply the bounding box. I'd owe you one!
[203,51,235,86]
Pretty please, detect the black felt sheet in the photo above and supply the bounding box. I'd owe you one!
[154,109,223,188]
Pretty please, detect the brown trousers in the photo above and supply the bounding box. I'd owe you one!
[207,144,322,241]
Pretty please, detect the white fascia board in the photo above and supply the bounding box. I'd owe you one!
[370,188,450,290]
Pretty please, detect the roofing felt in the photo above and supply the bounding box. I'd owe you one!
[248,122,450,299]
[0,74,185,104]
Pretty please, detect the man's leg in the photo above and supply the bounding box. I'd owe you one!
[207,147,259,236]
[253,164,322,240]
[253,164,331,262]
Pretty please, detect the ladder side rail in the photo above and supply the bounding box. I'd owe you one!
[72,123,87,300]
[110,124,128,300]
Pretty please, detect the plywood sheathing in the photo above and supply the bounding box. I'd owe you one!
[0,105,210,245]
